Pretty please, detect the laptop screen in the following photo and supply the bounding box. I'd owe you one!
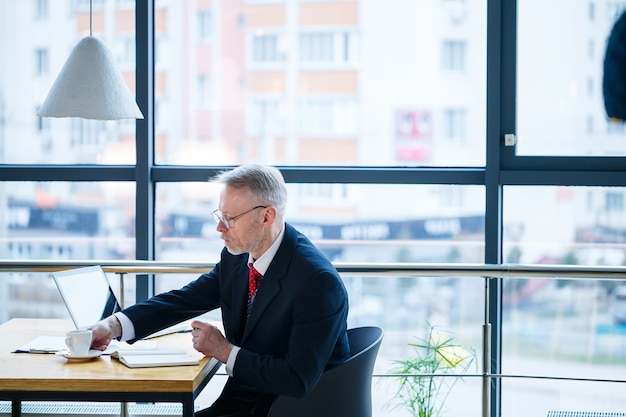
[51,266,121,329]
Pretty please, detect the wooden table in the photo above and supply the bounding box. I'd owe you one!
[0,318,221,417]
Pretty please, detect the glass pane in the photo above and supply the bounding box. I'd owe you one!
[0,181,135,322]
[155,182,486,266]
[503,379,626,416]
[0,0,137,164]
[502,277,626,415]
[503,185,626,415]
[517,2,626,156]
[157,0,486,166]
[503,186,626,266]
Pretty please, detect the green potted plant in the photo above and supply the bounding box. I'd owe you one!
[388,323,477,417]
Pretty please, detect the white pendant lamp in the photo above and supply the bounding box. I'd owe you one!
[37,1,144,120]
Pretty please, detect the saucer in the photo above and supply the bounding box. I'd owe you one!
[56,349,102,362]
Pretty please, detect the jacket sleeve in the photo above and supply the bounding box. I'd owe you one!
[121,262,223,341]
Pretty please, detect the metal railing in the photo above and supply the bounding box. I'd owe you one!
[1,260,626,417]
[2,260,626,278]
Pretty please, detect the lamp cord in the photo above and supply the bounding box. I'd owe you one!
[89,0,92,36]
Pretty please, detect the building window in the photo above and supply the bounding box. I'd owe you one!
[605,191,624,211]
[36,113,50,133]
[299,31,358,65]
[608,2,626,20]
[248,99,287,136]
[441,40,466,72]
[35,0,49,20]
[297,183,349,205]
[35,48,49,76]
[71,119,107,148]
[442,108,467,141]
[251,32,287,63]
[197,74,213,106]
[115,37,135,67]
[298,99,358,136]
[198,11,213,42]
[75,0,104,11]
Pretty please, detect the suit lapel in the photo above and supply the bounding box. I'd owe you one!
[232,260,251,344]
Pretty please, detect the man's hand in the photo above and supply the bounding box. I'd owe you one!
[88,316,121,351]
[191,320,233,363]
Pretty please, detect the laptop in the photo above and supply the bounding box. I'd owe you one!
[51,265,189,339]
[51,265,121,330]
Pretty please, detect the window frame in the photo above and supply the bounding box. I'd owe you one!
[3,2,626,417]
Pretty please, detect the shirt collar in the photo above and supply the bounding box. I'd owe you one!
[247,224,285,276]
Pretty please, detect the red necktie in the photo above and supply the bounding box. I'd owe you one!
[248,263,262,298]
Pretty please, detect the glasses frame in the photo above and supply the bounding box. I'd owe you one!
[211,205,268,229]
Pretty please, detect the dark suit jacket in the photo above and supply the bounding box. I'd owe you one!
[122,223,350,398]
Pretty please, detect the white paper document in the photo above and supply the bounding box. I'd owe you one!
[14,335,67,354]
[14,336,153,355]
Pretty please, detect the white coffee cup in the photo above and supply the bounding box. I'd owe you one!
[65,329,93,356]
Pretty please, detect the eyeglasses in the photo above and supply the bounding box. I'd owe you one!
[211,205,268,229]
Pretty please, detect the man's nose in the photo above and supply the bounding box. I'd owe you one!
[216,221,228,232]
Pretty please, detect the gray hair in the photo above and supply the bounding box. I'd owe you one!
[212,164,287,221]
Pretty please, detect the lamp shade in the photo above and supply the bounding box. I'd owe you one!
[37,36,144,120]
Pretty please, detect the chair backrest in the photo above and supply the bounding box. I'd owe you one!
[267,326,384,417]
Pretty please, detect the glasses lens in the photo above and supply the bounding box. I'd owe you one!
[212,210,229,229]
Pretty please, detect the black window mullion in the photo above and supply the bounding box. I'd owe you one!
[134,0,155,302]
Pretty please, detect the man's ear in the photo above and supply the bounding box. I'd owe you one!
[263,206,277,225]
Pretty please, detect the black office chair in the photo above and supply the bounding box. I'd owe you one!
[267,326,384,417]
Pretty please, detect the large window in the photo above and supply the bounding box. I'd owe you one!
[1,1,626,417]
[156,0,487,166]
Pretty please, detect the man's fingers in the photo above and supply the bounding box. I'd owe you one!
[191,320,208,330]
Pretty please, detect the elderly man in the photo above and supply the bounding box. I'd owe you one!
[89,164,350,417]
